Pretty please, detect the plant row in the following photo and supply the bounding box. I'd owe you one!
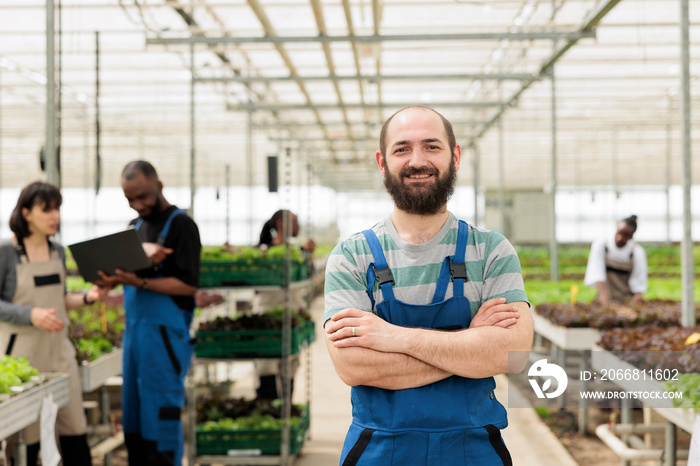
[0,355,40,395]
[535,300,700,329]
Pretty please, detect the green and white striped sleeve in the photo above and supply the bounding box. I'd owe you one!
[323,236,374,325]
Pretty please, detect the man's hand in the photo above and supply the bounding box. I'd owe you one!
[30,307,64,332]
[470,297,520,329]
[142,242,173,265]
[326,308,406,353]
[95,269,141,288]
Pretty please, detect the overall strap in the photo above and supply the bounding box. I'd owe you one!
[134,208,187,272]
[13,238,26,261]
[134,209,187,245]
[14,238,54,262]
[158,208,187,245]
[432,220,469,303]
[361,229,396,310]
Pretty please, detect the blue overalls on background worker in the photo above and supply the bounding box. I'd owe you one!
[122,208,196,466]
[96,160,201,466]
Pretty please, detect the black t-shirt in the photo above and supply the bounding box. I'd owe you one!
[129,205,201,311]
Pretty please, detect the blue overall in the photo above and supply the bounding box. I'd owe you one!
[122,209,195,466]
[339,221,512,466]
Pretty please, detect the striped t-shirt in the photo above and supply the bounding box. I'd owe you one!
[324,213,529,324]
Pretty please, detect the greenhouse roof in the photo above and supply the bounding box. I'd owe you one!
[0,0,697,193]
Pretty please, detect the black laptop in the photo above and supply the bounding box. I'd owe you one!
[69,229,153,282]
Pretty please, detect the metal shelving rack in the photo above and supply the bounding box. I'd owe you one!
[0,374,71,466]
[591,345,696,465]
[185,147,313,465]
[185,279,312,466]
[531,306,603,433]
[80,348,125,466]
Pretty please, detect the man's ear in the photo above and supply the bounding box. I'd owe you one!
[375,150,386,177]
[453,144,462,172]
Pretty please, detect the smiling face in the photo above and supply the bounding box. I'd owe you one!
[377,107,461,215]
[23,202,60,237]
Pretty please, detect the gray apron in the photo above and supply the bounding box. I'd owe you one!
[604,246,635,303]
[0,240,86,445]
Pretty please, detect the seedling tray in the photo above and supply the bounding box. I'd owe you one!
[195,405,309,456]
[199,260,308,288]
[195,321,315,359]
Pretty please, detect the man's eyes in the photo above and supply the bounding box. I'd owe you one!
[393,144,441,153]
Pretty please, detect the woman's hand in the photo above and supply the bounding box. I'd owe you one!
[86,285,108,303]
[30,307,64,332]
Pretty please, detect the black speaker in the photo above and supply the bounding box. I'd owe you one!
[267,156,278,192]
[39,144,61,174]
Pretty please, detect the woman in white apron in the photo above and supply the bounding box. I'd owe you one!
[0,181,104,466]
[584,215,648,305]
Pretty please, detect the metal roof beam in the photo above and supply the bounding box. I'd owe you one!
[146,30,596,46]
[469,0,622,143]
[253,120,489,128]
[245,0,332,146]
[197,72,534,83]
[309,0,353,138]
[227,101,505,111]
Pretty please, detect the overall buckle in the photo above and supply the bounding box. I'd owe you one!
[449,260,467,280]
[372,265,395,285]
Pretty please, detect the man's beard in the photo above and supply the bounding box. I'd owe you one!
[383,159,457,215]
[140,195,162,221]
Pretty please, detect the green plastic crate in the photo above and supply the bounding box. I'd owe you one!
[199,259,309,288]
[196,405,310,456]
[196,321,315,358]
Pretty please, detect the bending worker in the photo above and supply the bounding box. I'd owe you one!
[584,215,647,305]
[96,161,201,466]
[0,181,104,466]
[324,106,533,465]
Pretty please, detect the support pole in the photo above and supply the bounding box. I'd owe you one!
[45,0,58,186]
[621,397,632,466]
[664,421,677,466]
[497,99,506,236]
[247,108,254,244]
[549,65,559,281]
[472,144,480,227]
[189,43,196,216]
[578,354,588,435]
[680,0,695,327]
[612,129,618,198]
[57,0,62,188]
[0,69,3,232]
[225,164,231,243]
[101,387,113,466]
[95,32,101,196]
[281,147,293,463]
[665,122,672,246]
